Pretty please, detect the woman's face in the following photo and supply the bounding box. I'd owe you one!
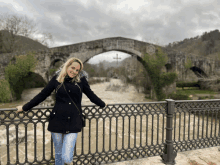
[67,61,81,78]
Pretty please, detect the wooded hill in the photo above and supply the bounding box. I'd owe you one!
[0,30,49,54]
[165,29,220,60]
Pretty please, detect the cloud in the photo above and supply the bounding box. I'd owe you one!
[0,0,219,48]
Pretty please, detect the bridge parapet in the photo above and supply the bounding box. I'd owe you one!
[1,100,220,164]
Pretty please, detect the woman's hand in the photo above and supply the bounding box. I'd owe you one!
[104,102,108,108]
[16,105,23,113]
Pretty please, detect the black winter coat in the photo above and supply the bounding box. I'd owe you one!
[22,74,106,134]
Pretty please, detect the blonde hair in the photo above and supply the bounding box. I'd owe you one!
[56,57,84,84]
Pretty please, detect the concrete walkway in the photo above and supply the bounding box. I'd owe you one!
[107,146,220,165]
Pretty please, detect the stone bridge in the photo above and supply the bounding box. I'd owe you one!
[1,37,220,85]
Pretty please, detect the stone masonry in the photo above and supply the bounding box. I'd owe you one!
[1,37,220,98]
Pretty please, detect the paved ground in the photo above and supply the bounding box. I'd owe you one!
[107,146,220,165]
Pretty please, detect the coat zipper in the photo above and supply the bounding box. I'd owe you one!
[75,82,81,93]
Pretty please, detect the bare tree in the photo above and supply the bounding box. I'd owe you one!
[0,13,37,52]
[0,13,53,52]
[33,32,54,47]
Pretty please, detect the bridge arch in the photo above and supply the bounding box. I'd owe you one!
[190,66,208,78]
[38,36,219,84]
[23,72,47,88]
[50,59,64,67]
[82,49,139,65]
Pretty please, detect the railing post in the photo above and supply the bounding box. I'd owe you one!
[160,99,177,164]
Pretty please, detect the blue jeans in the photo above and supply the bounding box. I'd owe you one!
[51,132,78,165]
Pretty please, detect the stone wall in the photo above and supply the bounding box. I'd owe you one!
[184,69,199,82]
[198,79,218,90]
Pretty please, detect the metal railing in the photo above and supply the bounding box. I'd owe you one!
[0,99,220,165]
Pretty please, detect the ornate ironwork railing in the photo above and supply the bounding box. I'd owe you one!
[0,99,220,165]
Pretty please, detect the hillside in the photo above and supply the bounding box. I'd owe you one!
[165,29,220,60]
[0,30,49,54]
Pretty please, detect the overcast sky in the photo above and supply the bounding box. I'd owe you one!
[0,0,219,64]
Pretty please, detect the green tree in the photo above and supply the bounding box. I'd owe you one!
[0,79,12,103]
[4,51,37,101]
[142,47,178,101]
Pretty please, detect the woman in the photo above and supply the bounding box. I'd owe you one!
[16,57,107,165]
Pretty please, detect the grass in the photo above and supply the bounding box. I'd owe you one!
[176,87,218,95]
[144,86,219,101]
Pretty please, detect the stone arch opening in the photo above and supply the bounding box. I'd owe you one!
[22,72,46,89]
[83,50,171,96]
[84,50,141,79]
[50,59,64,67]
[81,49,172,83]
[190,66,208,78]
[165,64,173,72]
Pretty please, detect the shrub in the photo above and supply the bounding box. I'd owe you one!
[3,52,37,102]
[142,47,178,101]
[168,92,191,100]
[0,79,13,103]
[176,81,200,89]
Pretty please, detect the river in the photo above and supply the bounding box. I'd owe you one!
[0,77,153,109]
